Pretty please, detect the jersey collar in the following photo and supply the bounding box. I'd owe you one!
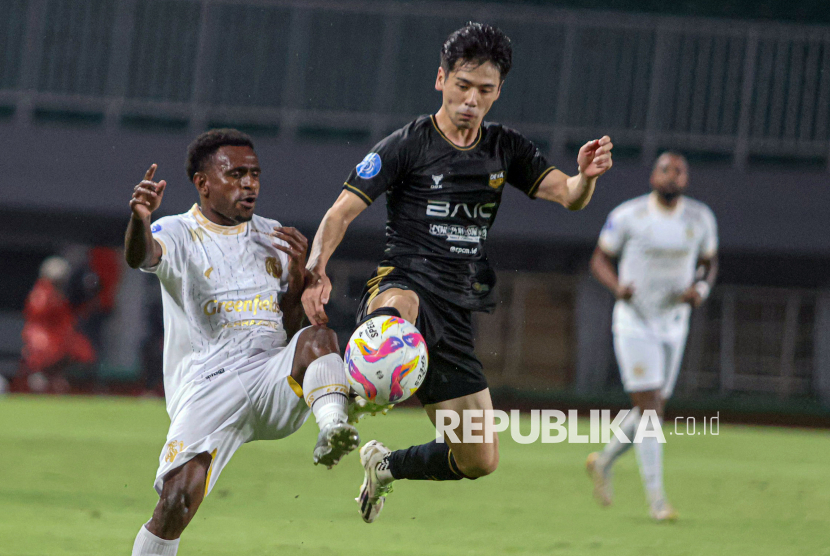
[430,115,482,151]
[648,192,685,216]
[189,204,248,235]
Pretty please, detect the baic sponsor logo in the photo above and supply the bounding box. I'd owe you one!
[426,200,497,219]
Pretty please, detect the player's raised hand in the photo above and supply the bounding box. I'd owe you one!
[577,136,613,178]
[271,227,309,287]
[301,270,332,326]
[130,164,167,220]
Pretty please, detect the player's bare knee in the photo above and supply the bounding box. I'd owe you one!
[389,292,419,323]
[456,448,499,478]
[304,325,339,358]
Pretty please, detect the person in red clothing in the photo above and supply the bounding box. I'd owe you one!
[20,256,96,392]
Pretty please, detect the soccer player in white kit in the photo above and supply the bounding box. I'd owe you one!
[125,129,359,556]
[586,152,718,521]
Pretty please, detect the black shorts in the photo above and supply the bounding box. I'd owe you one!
[356,266,488,405]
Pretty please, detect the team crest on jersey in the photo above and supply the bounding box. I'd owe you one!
[265,257,282,279]
[164,440,184,463]
[151,223,162,233]
[686,224,695,240]
[489,171,505,189]
[633,364,646,377]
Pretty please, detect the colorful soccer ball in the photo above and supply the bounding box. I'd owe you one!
[344,316,428,405]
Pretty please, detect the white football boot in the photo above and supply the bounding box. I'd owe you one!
[347,391,394,424]
[586,452,613,507]
[650,498,679,522]
[356,440,394,523]
[313,420,359,469]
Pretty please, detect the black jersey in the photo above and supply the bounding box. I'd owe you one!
[344,115,555,312]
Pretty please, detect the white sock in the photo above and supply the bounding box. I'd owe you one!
[302,353,349,428]
[600,406,640,466]
[634,431,665,506]
[132,524,179,556]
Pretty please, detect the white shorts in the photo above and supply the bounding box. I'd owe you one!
[153,327,311,495]
[613,332,688,398]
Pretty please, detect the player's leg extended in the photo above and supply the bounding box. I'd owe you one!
[587,334,652,506]
[629,387,676,520]
[290,325,358,468]
[356,389,496,523]
[367,287,420,324]
[132,453,212,555]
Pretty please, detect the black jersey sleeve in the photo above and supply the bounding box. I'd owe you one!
[504,128,556,199]
[343,128,409,205]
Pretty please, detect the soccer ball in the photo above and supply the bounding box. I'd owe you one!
[344,316,428,405]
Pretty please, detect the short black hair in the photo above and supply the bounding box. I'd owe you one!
[654,151,689,169]
[440,22,513,80]
[186,128,255,180]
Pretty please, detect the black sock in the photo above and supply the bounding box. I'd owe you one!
[387,440,468,481]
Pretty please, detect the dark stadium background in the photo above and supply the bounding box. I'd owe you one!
[1,0,829,424]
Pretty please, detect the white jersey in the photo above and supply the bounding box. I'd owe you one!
[142,204,291,416]
[598,193,718,339]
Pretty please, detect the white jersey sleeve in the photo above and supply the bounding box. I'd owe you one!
[699,206,718,259]
[140,215,188,283]
[598,203,631,256]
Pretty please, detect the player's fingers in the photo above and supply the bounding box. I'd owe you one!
[321,280,332,305]
[144,164,157,181]
[130,198,151,209]
[156,180,166,194]
[134,186,158,198]
[598,135,612,146]
[272,233,305,256]
[136,180,159,192]
[583,139,600,152]
[272,243,298,259]
[276,228,309,250]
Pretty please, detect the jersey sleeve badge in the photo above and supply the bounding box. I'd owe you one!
[356,152,382,179]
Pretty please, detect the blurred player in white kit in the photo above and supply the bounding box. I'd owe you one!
[587,152,718,520]
[125,129,358,555]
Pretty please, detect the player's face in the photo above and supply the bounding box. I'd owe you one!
[650,154,689,200]
[198,145,261,224]
[435,60,503,130]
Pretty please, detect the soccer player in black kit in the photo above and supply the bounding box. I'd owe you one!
[302,23,613,522]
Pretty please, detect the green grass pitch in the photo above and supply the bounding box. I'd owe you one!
[1,396,828,555]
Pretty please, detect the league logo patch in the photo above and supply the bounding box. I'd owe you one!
[356,152,382,179]
[151,223,162,233]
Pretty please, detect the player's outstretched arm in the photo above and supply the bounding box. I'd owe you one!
[302,191,368,325]
[590,245,634,301]
[125,164,166,269]
[271,226,309,337]
[535,136,613,210]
